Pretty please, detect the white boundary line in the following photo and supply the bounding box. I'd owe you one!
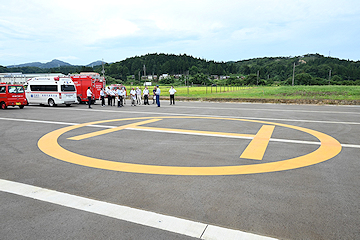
[0,179,277,240]
[1,117,359,148]
[25,106,360,125]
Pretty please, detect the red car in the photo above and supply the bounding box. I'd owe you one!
[0,83,28,109]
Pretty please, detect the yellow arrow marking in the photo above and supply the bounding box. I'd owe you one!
[240,125,275,160]
[68,119,162,140]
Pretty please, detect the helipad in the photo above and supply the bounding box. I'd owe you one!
[38,116,342,175]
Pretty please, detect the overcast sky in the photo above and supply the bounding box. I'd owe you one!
[1,0,359,66]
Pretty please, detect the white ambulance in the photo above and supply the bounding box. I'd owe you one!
[25,76,77,106]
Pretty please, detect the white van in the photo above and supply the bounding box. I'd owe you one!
[25,76,77,106]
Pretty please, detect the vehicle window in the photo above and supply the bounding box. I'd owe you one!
[61,85,76,92]
[8,86,17,93]
[16,86,24,93]
[30,85,57,91]
[8,86,25,93]
[0,86,5,93]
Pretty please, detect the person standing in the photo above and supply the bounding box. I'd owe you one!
[169,86,177,105]
[116,87,123,107]
[100,88,105,107]
[136,87,142,105]
[106,87,112,106]
[120,87,126,106]
[152,86,157,104]
[130,87,136,106]
[143,86,150,105]
[87,87,92,108]
[110,88,116,106]
[155,85,161,107]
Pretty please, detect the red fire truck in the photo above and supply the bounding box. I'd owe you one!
[70,72,106,104]
[0,83,28,109]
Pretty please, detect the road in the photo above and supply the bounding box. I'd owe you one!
[1,100,359,239]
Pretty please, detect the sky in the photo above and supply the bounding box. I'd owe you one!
[1,0,360,66]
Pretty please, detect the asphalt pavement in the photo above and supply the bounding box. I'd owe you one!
[1,100,359,239]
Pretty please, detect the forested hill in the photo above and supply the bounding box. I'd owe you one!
[1,53,360,85]
[99,53,360,85]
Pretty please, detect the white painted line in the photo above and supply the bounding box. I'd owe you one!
[26,106,360,125]
[1,117,359,148]
[0,179,277,240]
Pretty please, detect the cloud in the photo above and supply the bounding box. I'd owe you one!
[1,0,360,65]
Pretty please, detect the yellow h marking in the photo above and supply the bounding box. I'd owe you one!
[240,125,275,160]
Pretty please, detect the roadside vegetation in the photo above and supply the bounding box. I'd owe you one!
[125,85,360,101]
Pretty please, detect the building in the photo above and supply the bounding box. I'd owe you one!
[0,73,65,84]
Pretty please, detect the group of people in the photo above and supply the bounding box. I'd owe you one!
[93,85,177,108]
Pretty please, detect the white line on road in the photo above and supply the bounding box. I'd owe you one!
[1,117,359,148]
[0,179,277,240]
[26,105,360,125]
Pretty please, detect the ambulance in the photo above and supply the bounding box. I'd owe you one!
[70,72,106,104]
[0,83,28,109]
[24,76,77,107]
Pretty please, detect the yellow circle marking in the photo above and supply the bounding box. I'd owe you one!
[38,116,342,175]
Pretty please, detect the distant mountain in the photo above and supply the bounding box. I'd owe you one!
[86,60,104,67]
[7,59,72,69]
[7,59,105,69]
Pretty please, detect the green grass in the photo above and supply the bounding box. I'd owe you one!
[124,85,360,101]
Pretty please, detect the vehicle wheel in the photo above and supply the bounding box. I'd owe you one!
[1,102,6,109]
[77,97,82,104]
[19,105,24,109]
[48,99,56,107]
[91,100,95,104]
[66,104,71,107]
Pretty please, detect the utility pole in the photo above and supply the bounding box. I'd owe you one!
[257,70,259,86]
[101,59,105,78]
[292,62,295,86]
[328,69,332,85]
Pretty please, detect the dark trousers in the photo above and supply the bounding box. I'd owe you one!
[144,95,149,105]
[118,96,123,107]
[107,95,112,106]
[88,97,92,108]
[170,94,175,105]
[101,96,105,106]
[156,95,160,107]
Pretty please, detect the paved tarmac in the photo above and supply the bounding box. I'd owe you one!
[1,100,359,239]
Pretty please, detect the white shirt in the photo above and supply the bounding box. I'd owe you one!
[100,90,105,97]
[130,89,136,96]
[120,89,126,96]
[156,88,161,95]
[87,89,92,97]
[169,88,177,95]
[143,88,149,96]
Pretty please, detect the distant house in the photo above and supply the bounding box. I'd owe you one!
[220,75,230,80]
[159,74,170,80]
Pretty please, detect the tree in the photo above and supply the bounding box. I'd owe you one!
[191,73,210,85]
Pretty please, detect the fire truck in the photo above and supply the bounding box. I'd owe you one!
[0,83,28,109]
[70,72,106,104]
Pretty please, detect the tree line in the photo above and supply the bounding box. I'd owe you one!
[1,53,360,86]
